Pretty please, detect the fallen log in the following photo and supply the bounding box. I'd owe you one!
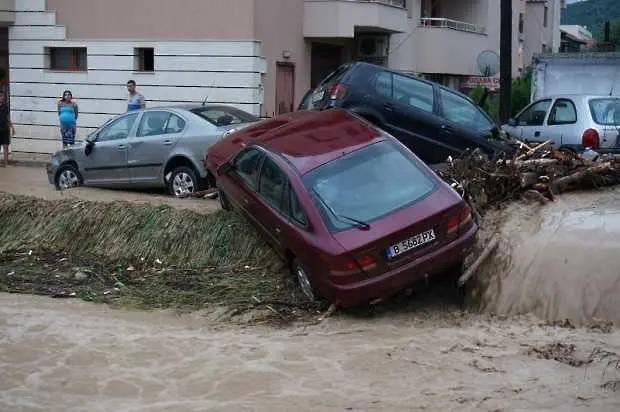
[512,158,559,169]
[458,235,499,287]
[520,172,539,188]
[549,162,616,194]
[516,140,552,161]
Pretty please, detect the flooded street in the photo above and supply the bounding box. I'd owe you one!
[478,188,620,325]
[1,294,620,411]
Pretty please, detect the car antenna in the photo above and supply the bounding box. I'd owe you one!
[202,95,208,106]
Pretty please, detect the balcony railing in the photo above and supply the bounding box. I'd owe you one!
[419,18,486,35]
[312,0,406,7]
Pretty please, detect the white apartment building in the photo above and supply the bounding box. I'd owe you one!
[0,0,562,156]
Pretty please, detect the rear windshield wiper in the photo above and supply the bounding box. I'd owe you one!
[312,190,370,230]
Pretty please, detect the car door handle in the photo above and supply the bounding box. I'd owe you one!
[117,145,126,150]
[243,198,249,205]
[384,103,395,112]
[163,140,173,146]
[534,131,541,137]
[275,227,281,234]
[441,124,455,133]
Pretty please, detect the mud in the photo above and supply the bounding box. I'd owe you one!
[1,294,619,412]
[0,166,220,214]
[475,187,620,326]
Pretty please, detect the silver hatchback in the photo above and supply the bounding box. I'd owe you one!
[47,104,258,197]
[502,95,620,152]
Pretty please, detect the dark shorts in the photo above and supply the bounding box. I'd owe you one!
[0,129,9,146]
[61,126,76,146]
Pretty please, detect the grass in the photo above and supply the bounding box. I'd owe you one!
[0,193,280,269]
[0,193,320,322]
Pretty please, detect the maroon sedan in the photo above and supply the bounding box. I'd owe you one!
[206,109,477,307]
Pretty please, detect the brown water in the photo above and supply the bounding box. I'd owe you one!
[477,188,620,326]
[1,294,619,411]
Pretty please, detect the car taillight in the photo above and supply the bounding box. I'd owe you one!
[447,206,473,235]
[328,84,349,100]
[330,255,376,277]
[582,128,600,149]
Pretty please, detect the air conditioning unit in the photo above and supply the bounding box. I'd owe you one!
[357,35,389,59]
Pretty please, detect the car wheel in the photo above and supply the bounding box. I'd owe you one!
[168,166,198,198]
[292,258,317,302]
[55,164,82,190]
[218,187,231,211]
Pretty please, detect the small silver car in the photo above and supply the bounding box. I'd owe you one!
[47,104,258,197]
[502,95,620,152]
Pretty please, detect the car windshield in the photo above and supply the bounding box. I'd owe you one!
[589,98,620,126]
[191,106,258,127]
[303,140,436,232]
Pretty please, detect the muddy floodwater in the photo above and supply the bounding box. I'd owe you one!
[477,188,620,326]
[1,294,620,412]
[2,190,620,410]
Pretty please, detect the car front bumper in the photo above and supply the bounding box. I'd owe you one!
[330,223,478,308]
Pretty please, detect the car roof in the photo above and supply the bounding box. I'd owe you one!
[233,109,386,175]
[146,103,243,111]
[535,94,620,101]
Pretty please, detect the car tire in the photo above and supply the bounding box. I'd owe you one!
[55,164,82,190]
[168,166,198,198]
[292,258,318,302]
[218,187,231,211]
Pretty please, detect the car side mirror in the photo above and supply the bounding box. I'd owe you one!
[507,118,517,127]
[217,162,234,176]
[85,140,95,156]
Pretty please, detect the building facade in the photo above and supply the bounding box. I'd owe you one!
[2,0,562,155]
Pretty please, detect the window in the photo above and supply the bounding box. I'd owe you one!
[589,98,620,126]
[135,48,155,72]
[97,113,139,142]
[439,89,494,131]
[548,99,577,125]
[543,6,548,28]
[258,157,286,211]
[136,111,186,137]
[286,185,307,226]
[516,99,552,126]
[393,74,434,113]
[191,106,259,127]
[303,140,436,232]
[374,71,393,98]
[48,47,87,71]
[166,114,186,133]
[233,148,264,189]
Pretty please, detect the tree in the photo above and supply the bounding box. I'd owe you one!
[469,67,532,122]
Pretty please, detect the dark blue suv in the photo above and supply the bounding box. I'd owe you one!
[301,62,513,165]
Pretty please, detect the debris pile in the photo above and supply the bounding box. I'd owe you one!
[438,141,620,216]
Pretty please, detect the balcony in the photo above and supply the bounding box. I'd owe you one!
[304,0,409,38]
[0,0,15,25]
[418,18,486,35]
[413,25,490,75]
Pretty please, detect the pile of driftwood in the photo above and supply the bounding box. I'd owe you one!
[438,140,620,216]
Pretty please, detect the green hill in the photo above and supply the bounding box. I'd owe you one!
[561,0,620,36]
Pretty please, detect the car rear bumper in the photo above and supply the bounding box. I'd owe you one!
[330,223,478,307]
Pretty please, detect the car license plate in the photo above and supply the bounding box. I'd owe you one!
[386,229,436,259]
[312,90,325,103]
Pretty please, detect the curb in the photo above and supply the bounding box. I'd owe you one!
[8,159,48,168]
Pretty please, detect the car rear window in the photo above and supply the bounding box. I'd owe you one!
[589,98,620,125]
[303,140,436,232]
[319,64,351,85]
[191,106,258,126]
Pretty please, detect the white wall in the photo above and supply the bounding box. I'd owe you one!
[9,0,265,155]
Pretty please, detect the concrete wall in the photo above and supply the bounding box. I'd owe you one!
[9,0,264,155]
[46,0,256,40]
[255,0,310,117]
